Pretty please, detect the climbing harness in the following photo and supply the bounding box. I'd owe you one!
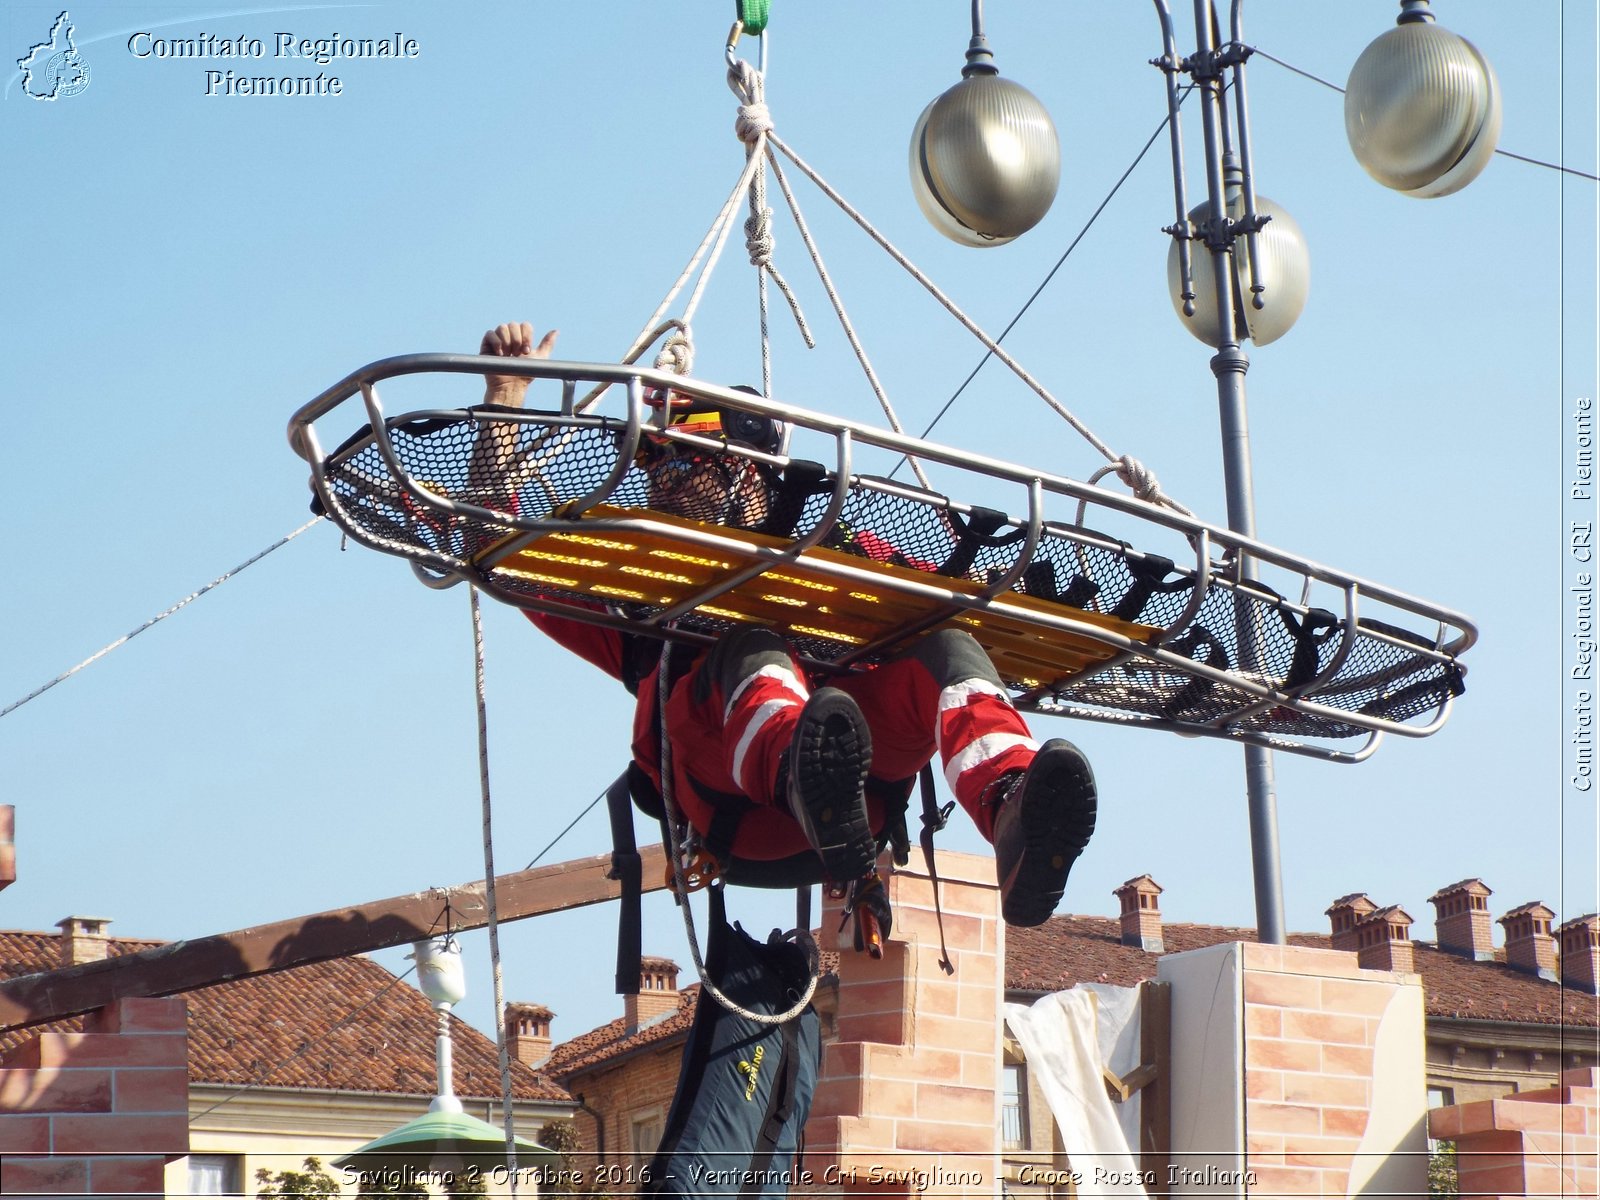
[654,640,821,1025]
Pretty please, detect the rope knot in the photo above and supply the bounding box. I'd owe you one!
[735,100,773,144]
[1115,454,1167,505]
[744,207,775,267]
[653,330,694,376]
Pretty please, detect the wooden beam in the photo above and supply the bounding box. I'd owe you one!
[1138,979,1173,1198]
[0,844,667,1033]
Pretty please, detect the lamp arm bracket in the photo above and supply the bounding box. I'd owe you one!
[1180,41,1253,81]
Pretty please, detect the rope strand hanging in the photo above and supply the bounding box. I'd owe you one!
[469,587,520,1190]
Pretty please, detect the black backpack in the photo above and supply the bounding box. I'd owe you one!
[644,890,821,1200]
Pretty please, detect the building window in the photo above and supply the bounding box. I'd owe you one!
[632,1111,664,1166]
[188,1155,242,1196]
[1001,1063,1028,1151]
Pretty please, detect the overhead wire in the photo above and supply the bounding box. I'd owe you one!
[886,94,1195,479]
[1,516,324,720]
[1248,46,1599,182]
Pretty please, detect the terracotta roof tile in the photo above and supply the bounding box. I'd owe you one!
[1428,879,1491,900]
[0,932,573,1104]
[544,988,699,1080]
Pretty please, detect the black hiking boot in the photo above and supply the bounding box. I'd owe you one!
[784,687,876,882]
[991,739,1097,927]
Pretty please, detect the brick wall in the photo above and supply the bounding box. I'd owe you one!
[0,998,189,1196]
[1159,941,1428,1197]
[803,851,1002,1198]
[1430,1067,1598,1198]
[566,1041,684,1171]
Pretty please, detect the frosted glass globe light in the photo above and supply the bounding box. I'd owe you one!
[909,73,1060,247]
[410,937,467,1010]
[1345,19,1501,198]
[1166,192,1310,348]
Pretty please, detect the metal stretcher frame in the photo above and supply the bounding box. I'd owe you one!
[289,354,1477,764]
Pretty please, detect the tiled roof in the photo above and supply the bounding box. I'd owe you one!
[1429,878,1491,900]
[546,949,844,1081]
[544,988,699,1079]
[0,931,572,1104]
[1005,915,1599,1028]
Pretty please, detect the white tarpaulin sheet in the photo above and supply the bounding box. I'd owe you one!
[1004,987,1149,1197]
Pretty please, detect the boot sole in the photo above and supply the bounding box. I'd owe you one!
[1001,739,1097,927]
[790,688,876,881]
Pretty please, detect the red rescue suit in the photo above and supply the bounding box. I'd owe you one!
[525,606,1037,862]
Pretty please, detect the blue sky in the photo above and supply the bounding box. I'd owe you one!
[2,0,1595,1064]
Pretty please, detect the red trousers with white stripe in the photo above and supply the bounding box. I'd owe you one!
[665,628,1037,862]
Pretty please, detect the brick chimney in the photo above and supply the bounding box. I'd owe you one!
[1114,875,1164,952]
[505,1002,555,1068]
[1500,902,1558,981]
[0,805,14,892]
[1557,914,1600,994]
[1429,878,1494,960]
[1325,893,1378,953]
[57,916,112,966]
[1355,906,1414,973]
[624,956,681,1034]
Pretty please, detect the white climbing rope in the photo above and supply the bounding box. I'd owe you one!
[469,586,520,1191]
[656,642,819,1026]
[763,140,936,493]
[760,127,1189,516]
[728,54,815,397]
[573,151,768,413]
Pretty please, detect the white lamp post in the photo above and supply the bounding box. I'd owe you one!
[334,937,553,1178]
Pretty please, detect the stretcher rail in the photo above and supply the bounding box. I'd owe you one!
[289,356,1476,762]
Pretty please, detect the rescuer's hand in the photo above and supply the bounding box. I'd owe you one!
[481,322,558,407]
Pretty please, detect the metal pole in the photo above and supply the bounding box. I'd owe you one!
[1189,0,1287,943]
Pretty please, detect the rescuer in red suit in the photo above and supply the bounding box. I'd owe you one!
[477,322,1096,926]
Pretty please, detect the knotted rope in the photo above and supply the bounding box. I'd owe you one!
[728,57,813,402]
[1084,454,1191,517]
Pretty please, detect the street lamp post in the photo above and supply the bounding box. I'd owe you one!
[912,0,1499,945]
[1158,0,1294,944]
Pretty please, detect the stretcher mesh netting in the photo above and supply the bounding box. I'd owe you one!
[299,374,1469,759]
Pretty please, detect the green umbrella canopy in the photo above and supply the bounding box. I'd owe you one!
[333,1109,556,1175]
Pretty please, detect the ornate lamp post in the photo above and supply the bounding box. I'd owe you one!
[910,0,1499,943]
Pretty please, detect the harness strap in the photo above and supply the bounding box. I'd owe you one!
[1159,624,1230,717]
[743,1018,802,1196]
[687,773,757,866]
[869,774,916,867]
[1279,605,1341,692]
[938,505,1026,579]
[1110,553,1194,622]
[606,770,645,997]
[916,763,957,976]
[753,459,832,540]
